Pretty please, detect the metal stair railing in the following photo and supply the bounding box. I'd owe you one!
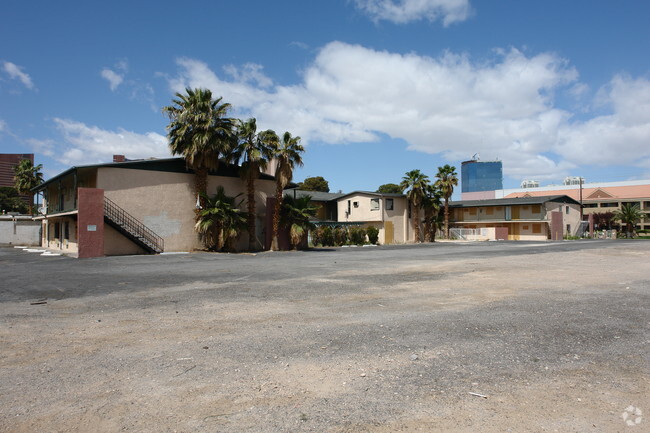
[104,197,164,253]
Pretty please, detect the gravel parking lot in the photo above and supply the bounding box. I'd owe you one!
[1,240,648,432]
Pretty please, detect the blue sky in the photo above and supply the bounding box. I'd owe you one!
[1,0,649,194]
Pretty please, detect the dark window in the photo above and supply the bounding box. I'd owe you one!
[600,202,619,208]
[54,222,60,239]
[370,198,379,210]
[64,222,69,240]
[386,199,394,210]
[566,206,570,214]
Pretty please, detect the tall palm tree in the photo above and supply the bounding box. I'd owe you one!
[281,193,318,249]
[271,131,304,251]
[195,186,247,251]
[435,164,458,239]
[162,88,235,211]
[422,183,442,242]
[233,118,278,251]
[13,159,43,215]
[400,169,430,243]
[614,204,643,238]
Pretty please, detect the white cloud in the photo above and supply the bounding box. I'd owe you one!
[0,119,6,132]
[223,63,273,88]
[354,0,472,26]
[555,74,650,167]
[2,61,34,89]
[101,59,129,91]
[101,68,124,91]
[166,42,650,182]
[53,118,169,166]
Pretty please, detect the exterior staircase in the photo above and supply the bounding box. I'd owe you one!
[103,197,164,254]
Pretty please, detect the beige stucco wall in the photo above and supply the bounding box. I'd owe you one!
[96,167,275,252]
[337,194,419,243]
[42,216,78,253]
[544,202,582,236]
[104,224,147,256]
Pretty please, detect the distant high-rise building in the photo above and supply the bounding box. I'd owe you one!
[0,153,34,188]
[461,159,503,195]
[563,176,585,186]
[521,180,540,188]
[0,154,35,209]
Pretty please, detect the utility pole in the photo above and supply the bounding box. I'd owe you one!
[579,177,583,221]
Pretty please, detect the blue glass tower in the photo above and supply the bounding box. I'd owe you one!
[461,160,503,193]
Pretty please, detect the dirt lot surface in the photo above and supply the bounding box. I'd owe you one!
[1,240,648,432]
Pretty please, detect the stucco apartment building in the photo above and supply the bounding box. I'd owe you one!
[34,157,276,257]
[449,195,582,241]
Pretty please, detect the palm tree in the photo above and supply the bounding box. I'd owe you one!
[13,159,43,215]
[422,183,442,242]
[400,169,430,243]
[435,164,458,239]
[281,194,318,249]
[271,131,304,251]
[233,118,278,251]
[162,88,235,211]
[614,204,643,238]
[194,186,247,251]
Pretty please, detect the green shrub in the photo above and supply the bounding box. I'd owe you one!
[311,226,324,246]
[349,227,367,245]
[321,226,334,246]
[333,226,347,246]
[366,226,379,245]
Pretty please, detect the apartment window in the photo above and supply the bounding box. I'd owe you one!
[565,206,570,214]
[566,224,571,234]
[532,223,541,234]
[522,225,529,231]
[644,201,650,209]
[64,222,70,240]
[600,202,619,208]
[353,201,359,208]
[54,222,60,239]
[583,203,598,208]
[370,198,379,210]
[386,198,394,210]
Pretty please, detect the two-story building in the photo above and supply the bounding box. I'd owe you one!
[449,195,582,240]
[33,157,277,257]
[336,191,422,244]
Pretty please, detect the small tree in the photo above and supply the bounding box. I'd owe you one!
[298,176,330,192]
[435,164,458,239]
[366,226,379,245]
[333,226,348,246]
[321,226,334,246]
[0,187,29,214]
[614,204,643,238]
[377,183,403,194]
[348,227,366,245]
[281,194,318,249]
[13,159,43,215]
[195,187,247,251]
